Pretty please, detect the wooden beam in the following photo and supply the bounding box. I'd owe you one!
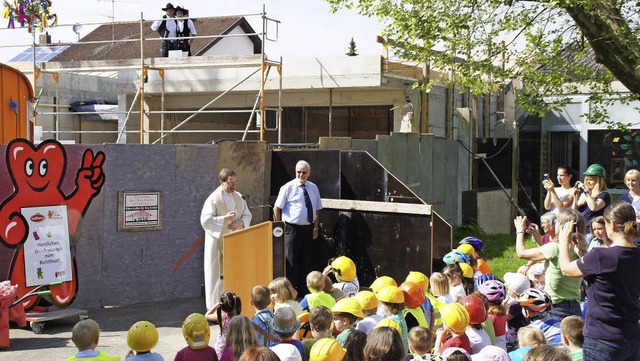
[321,198,431,215]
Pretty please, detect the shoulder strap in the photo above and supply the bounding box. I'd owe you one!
[252,322,279,346]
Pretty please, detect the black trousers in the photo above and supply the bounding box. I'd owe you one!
[161,40,177,57]
[285,223,313,296]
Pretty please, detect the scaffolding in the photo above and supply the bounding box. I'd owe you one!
[3,6,283,144]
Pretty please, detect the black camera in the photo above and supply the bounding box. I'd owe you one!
[543,173,550,181]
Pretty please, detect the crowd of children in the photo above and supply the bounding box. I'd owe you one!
[67,210,638,361]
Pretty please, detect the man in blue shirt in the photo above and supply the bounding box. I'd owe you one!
[274,160,323,296]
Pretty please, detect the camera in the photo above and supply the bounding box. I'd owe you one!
[543,173,550,181]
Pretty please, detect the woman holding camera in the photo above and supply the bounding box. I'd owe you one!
[543,166,575,213]
[572,164,611,234]
[514,209,586,322]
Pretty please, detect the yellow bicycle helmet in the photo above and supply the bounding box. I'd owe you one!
[127,321,159,353]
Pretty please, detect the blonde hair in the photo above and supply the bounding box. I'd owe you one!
[226,316,258,361]
[408,326,434,355]
[624,169,640,184]
[517,326,546,348]
[429,272,449,297]
[268,277,297,303]
[306,271,325,292]
[582,175,608,198]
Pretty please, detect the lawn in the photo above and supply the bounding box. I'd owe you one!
[453,225,539,279]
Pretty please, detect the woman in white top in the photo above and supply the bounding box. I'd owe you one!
[543,165,575,213]
[619,169,640,220]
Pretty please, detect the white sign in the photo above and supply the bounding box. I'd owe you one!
[123,192,160,228]
[21,205,72,287]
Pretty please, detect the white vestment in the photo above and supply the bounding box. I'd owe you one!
[200,186,251,310]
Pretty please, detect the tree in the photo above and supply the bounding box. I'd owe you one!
[325,0,640,125]
[346,37,359,56]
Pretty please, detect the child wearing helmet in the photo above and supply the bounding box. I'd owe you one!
[400,282,428,330]
[573,164,611,235]
[300,271,336,312]
[434,303,472,355]
[443,264,466,303]
[354,291,383,335]
[478,280,508,351]
[458,237,491,275]
[375,285,409,354]
[309,338,346,361]
[405,271,436,331]
[502,273,532,347]
[323,256,359,298]
[126,321,163,360]
[461,295,490,354]
[67,319,119,361]
[175,313,217,361]
[518,288,561,346]
[331,297,363,346]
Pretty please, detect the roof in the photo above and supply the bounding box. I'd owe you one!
[51,16,262,62]
[8,46,69,63]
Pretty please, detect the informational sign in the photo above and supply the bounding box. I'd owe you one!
[21,205,73,287]
[118,191,163,231]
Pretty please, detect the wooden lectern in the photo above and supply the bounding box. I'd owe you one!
[223,221,286,317]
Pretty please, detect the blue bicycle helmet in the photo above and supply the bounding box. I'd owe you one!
[459,236,485,253]
[474,274,499,290]
[443,250,470,265]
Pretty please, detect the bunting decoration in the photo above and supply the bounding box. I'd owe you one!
[3,0,57,31]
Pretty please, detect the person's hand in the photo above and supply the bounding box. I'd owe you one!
[514,216,528,233]
[542,179,555,191]
[312,228,319,240]
[228,219,243,231]
[224,211,236,221]
[526,222,540,235]
[322,265,334,275]
[558,221,574,245]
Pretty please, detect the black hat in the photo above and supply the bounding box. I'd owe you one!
[161,3,174,11]
[174,6,188,15]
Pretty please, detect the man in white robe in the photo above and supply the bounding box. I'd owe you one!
[200,168,252,310]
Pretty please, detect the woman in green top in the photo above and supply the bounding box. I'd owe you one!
[514,208,587,321]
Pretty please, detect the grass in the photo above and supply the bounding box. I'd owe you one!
[453,225,538,279]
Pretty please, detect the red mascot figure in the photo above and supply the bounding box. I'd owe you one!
[0,139,105,310]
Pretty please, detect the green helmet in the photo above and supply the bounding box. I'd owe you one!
[583,164,605,177]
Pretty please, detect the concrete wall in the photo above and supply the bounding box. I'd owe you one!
[476,189,513,234]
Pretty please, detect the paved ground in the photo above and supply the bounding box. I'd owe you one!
[1,297,222,360]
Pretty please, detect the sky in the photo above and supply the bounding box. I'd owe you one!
[0,0,385,62]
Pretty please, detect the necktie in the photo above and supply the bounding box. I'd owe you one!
[301,184,313,224]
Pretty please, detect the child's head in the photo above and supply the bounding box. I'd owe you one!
[329,256,357,282]
[71,319,100,351]
[127,321,159,353]
[458,236,485,256]
[306,271,326,293]
[443,263,463,286]
[405,271,429,293]
[429,272,449,297]
[363,326,404,361]
[322,275,335,294]
[439,303,470,334]
[591,216,607,240]
[268,277,297,303]
[519,288,552,320]
[239,346,280,361]
[370,276,397,294]
[503,272,531,297]
[456,243,477,259]
[440,348,472,361]
[182,313,210,350]
[477,279,506,315]
[342,330,367,361]
[227,315,259,361]
[271,306,301,339]
[408,326,434,356]
[331,298,363,331]
[309,338,346,361]
[354,290,378,316]
[523,344,572,361]
[517,326,546,348]
[560,315,584,349]
[375,285,405,315]
[217,291,242,329]
[400,282,426,309]
[251,285,271,310]
[308,305,334,337]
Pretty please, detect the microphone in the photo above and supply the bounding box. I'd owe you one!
[242,194,273,209]
[242,194,250,201]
